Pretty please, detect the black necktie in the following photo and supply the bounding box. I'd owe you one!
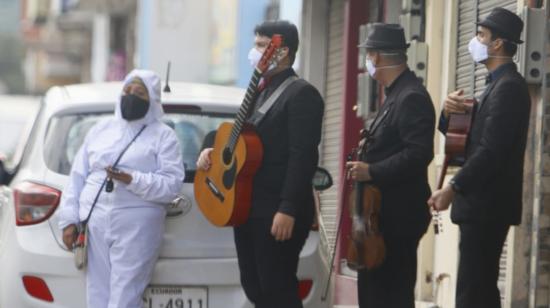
[485,74,492,85]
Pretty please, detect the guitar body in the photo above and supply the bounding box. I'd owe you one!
[433,99,475,234]
[436,99,476,189]
[194,122,263,226]
[445,111,474,165]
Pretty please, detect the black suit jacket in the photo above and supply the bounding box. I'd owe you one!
[248,68,324,220]
[439,63,530,226]
[365,69,435,237]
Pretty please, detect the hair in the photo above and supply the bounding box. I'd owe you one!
[130,77,147,88]
[489,29,518,57]
[254,20,299,65]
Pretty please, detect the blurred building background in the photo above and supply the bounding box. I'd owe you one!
[0,0,303,95]
[0,0,26,94]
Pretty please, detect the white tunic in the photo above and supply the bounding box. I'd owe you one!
[57,69,185,308]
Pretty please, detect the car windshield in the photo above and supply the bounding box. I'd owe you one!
[43,110,232,180]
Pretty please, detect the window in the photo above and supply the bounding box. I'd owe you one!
[44,110,232,180]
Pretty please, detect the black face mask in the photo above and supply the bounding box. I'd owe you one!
[120,94,149,121]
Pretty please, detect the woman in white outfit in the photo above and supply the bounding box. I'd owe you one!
[57,69,185,308]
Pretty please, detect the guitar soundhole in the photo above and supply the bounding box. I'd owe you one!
[223,159,237,190]
[223,147,232,165]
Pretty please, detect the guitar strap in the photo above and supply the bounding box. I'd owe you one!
[249,76,299,126]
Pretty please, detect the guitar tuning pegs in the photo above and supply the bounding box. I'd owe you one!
[432,210,443,234]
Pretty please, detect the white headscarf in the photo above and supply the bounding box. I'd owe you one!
[114,69,164,125]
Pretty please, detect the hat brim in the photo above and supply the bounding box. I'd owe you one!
[476,21,524,44]
[358,42,411,49]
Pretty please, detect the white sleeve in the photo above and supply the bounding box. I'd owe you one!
[57,141,90,230]
[126,130,185,203]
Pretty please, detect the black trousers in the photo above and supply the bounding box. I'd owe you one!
[357,235,422,308]
[456,223,509,308]
[234,216,310,308]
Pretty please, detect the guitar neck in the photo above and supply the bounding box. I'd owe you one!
[228,68,262,151]
[437,156,450,189]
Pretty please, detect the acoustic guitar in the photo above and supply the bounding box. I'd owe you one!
[433,98,476,233]
[194,35,283,227]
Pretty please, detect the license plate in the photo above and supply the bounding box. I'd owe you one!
[143,286,208,308]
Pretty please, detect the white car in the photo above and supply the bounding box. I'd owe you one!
[0,82,331,308]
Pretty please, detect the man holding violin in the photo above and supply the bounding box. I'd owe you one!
[429,7,530,308]
[347,23,435,307]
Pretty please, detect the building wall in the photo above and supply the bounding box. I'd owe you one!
[0,0,20,34]
[236,0,270,88]
[137,0,211,83]
[0,0,26,93]
[424,1,461,306]
[531,2,550,306]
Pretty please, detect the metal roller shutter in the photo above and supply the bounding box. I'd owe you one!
[318,0,344,258]
[456,0,517,97]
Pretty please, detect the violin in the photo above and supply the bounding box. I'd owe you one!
[346,129,385,270]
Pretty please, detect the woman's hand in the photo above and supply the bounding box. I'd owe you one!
[106,166,133,184]
[196,148,214,171]
[62,224,77,250]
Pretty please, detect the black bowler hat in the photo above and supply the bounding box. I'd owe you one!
[358,23,410,50]
[477,7,524,44]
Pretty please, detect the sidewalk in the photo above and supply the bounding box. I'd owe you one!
[334,301,437,308]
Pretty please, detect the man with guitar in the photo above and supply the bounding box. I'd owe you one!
[429,7,530,308]
[347,23,435,307]
[197,20,324,308]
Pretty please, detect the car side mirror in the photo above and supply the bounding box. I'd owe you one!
[0,154,13,186]
[312,167,333,191]
[0,158,8,186]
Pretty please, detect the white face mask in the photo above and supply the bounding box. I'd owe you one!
[248,47,263,68]
[468,36,514,64]
[365,58,376,77]
[248,47,278,72]
[365,53,403,78]
[468,37,489,63]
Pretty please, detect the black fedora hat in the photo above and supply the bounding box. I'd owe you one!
[477,7,524,44]
[358,23,410,50]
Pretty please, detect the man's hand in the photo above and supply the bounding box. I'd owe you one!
[62,224,77,250]
[345,161,371,181]
[196,148,214,171]
[428,185,455,212]
[271,212,295,241]
[443,89,467,118]
[105,166,132,184]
